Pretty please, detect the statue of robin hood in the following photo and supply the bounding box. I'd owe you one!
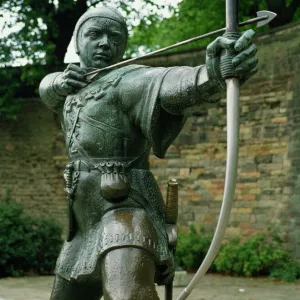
[39,6,258,300]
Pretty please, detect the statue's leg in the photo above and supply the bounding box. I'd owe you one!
[101,247,159,300]
[50,275,102,300]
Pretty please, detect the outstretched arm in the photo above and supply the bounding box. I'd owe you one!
[39,64,87,113]
[159,65,222,116]
[160,30,258,115]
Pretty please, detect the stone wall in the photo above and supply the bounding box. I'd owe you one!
[142,22,300,257]
[1,22,300,257]
[0,100,68,226]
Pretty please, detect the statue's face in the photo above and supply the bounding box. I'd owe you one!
[77,18,127,69]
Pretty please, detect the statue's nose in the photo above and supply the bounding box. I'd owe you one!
[98,34,109,47]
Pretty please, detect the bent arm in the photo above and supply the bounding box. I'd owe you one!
[159,65,224,115]
[39,72,67,113]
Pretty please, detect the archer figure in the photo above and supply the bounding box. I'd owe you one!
[39,6,258,300]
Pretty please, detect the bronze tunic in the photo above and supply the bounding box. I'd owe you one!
[40,63,221,284]
[55,65,187,283]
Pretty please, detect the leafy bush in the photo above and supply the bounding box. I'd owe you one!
[270,260,300,282]
[214,233,290,276]
[175,225,214,271]
[175,225,300,282]
[0,192,63,277]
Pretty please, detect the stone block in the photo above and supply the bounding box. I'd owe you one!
[173,271,189,287]
[272,155,284,163]
[225,227,241,237]
[271,117,287,123]
[237,177,258,183]
[261,188,276,195]
[240,163,257,172]
[248,188,261,195]
[181,212,195,222]
[270,147,287,155]
[240,194,256,201]
[238,171,261,179]
[250,214,256,223]
[235,214,251,222]
[283,186,293,195]
[179,168,190,177]
[286,91,294,101]
[194,213,205,222]
[237,208,252,214]
[240,222,252,229]
[258,200,276,208]
[190,168,205,178]
[166,168,180,177]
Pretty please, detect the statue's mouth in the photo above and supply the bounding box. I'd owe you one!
[94,52,111,60]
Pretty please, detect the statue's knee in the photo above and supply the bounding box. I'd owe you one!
[101,248,159,300]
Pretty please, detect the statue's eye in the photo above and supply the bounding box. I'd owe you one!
[88,31,97,39]
[110,34,120,45]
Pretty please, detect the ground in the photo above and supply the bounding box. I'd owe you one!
[0,274,299,300]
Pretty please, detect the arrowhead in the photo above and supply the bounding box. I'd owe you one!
[257,11,277,27]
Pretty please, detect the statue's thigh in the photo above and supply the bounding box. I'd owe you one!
[101,248,159,300]
[50,275,102,300]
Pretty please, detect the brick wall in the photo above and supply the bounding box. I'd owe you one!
[1,22,300,257]
[0,100,68,226]
[145,22,300,257]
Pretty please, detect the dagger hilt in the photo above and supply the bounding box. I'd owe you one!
[64,163,74,194]
[165,178,179,225]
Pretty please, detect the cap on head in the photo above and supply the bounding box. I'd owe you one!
[74,6,128,54]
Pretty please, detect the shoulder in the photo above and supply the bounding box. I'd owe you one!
[118,64,170,86]
[89,64,149,88]
[115,64,151,79]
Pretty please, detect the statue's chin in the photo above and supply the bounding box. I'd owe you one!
[91,58,111,69]
[80,59,111,70]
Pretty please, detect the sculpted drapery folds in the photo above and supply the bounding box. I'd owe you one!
[39,6,258,300]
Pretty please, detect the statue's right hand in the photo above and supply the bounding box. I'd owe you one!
[55,64,87,95]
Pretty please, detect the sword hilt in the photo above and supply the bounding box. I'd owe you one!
[165,178,179,225]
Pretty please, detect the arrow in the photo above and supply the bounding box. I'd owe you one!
[85,10,276,81]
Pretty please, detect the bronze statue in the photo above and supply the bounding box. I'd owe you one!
[39,6,258,300]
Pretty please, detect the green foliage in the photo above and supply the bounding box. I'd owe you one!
[0,66,48,120]
[129,0,300,55]
[0,191,63,277]
[270,260,300,282]
[214,233,289,276]
[175,225,213,271]
[176,225,300,282]
[0,68,23,120]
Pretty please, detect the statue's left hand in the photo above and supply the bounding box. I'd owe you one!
[206,29,258,89]
[55,64,88,96]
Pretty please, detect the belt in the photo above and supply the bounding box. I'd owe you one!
[72,159,149,172]
[71,136,151,171]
